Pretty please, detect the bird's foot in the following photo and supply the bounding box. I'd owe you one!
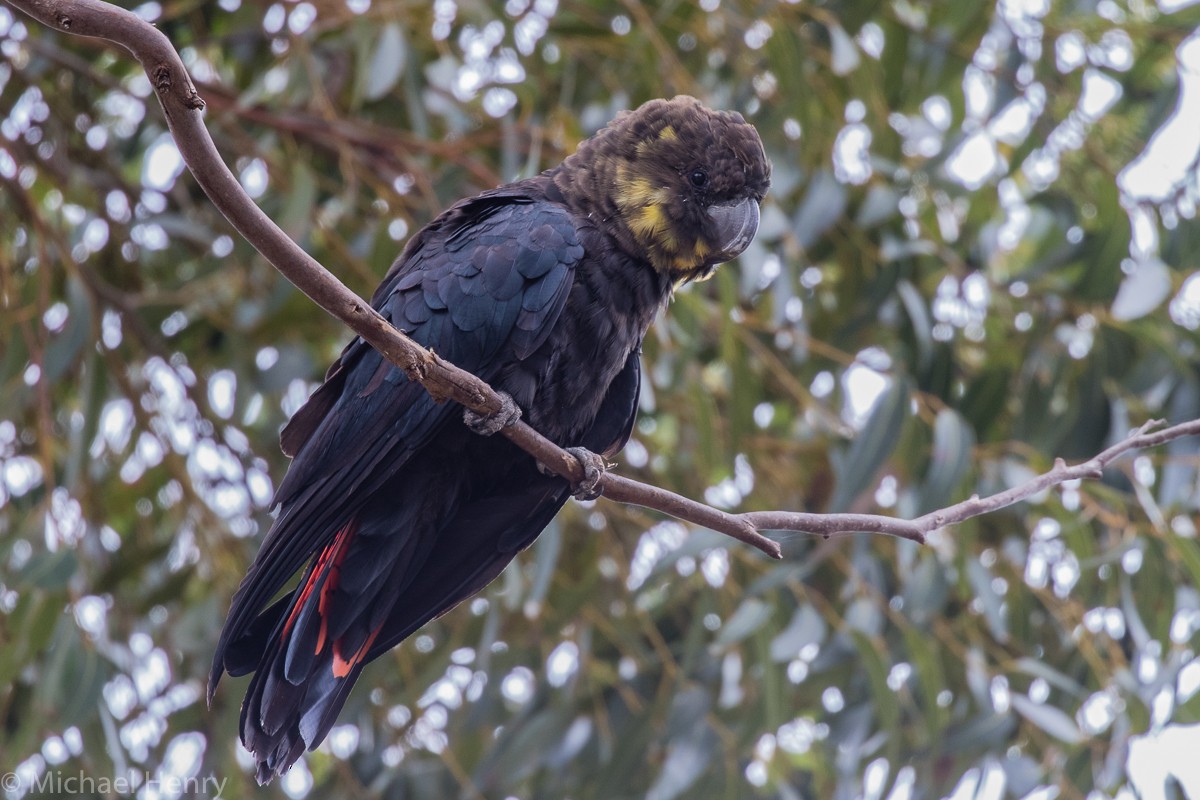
[535,447,608,499]
[463,392,521,436]
[565,446,607,501]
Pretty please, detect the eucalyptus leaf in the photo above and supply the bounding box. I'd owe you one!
[17,549,79,591]
[966,560,1008,643]
[770,604,827,662]
[1010,694,1084,744]
[646,724,718,800]
[793,170,848,249]
[896,279,933,372]
[714,598,772,649]
[919,408,974,513]
[831,376,910,512]
[365,23,407,101]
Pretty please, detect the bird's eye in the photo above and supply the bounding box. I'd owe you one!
[688,168,709,188]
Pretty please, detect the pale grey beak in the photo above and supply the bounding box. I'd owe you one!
[708,196,760,262]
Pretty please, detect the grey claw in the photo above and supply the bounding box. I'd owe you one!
[565,446,607,501]
[464,391,521,436]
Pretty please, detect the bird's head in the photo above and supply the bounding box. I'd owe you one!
[556,95,771,282]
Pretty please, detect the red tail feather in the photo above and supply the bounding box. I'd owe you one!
[279,519,358,646]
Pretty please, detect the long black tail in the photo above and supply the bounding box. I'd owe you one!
[210,466,571,782]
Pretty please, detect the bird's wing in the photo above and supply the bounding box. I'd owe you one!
[581,344,641,458]
[358,348,643,665]
[212,194,582,687]
[230,334,644,757]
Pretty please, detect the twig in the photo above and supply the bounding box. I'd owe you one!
[910,418,1200,530]
[9,0,1200,563]
[739,418,1200,543]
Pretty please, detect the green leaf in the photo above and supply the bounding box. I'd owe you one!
[0,591,65,686]
[896,279,933,372]
[1166,526,1200,595]
[476,707,569,787]
[55,634,109,725]
[280,161,319,241]
[830,376,910,511]
[1010,694,1083,744]
[365,23,407,101]
[918,408,974,513]
[42,277,92,384]
[850,630,899,734]
[769,603,827,662]
[646,724,718,800]
[714,598,772,649]
[902,624,949,737]
[17,549,79,591]
[793,170,848,250]
[1013,658,1084,698]
[526,519,562,609]
[965,559,1008,643]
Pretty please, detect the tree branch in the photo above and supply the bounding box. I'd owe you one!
[739,418,1200,543]
[10,0,1200,564]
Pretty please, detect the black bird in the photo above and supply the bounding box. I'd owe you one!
[209,95,770,781]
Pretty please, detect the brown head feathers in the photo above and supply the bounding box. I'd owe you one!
[553,96,771,281]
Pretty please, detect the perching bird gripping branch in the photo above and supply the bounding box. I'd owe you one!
[3,0,792,558]
[9,0,1200,562]
[14,0,1200,781]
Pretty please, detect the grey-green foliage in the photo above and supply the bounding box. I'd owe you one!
[2,0,1200,797]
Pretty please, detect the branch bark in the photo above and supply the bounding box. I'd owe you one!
[9,0,1200,563]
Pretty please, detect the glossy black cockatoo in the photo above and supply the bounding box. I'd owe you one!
[209,95,770,781]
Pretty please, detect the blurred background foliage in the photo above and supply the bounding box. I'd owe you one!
[3,0,1200,797]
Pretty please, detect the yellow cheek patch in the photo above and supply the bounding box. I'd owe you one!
[619,182,675,251]
[615,169,672,234]
[629,203,668,240]
[658,125,677,141]
[615,161,709,276]
[617,175,658,209]
[670,238,710,274]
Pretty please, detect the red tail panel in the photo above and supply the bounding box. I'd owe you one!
[279,519,358,646]
[333,627,381,678]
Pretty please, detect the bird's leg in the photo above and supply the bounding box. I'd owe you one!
[463,391,522,436]
[565,446,607,501]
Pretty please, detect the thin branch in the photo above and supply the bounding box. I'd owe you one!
[910,418,1200,531]
[10,0,1200,565]
[740,418,1200,543]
